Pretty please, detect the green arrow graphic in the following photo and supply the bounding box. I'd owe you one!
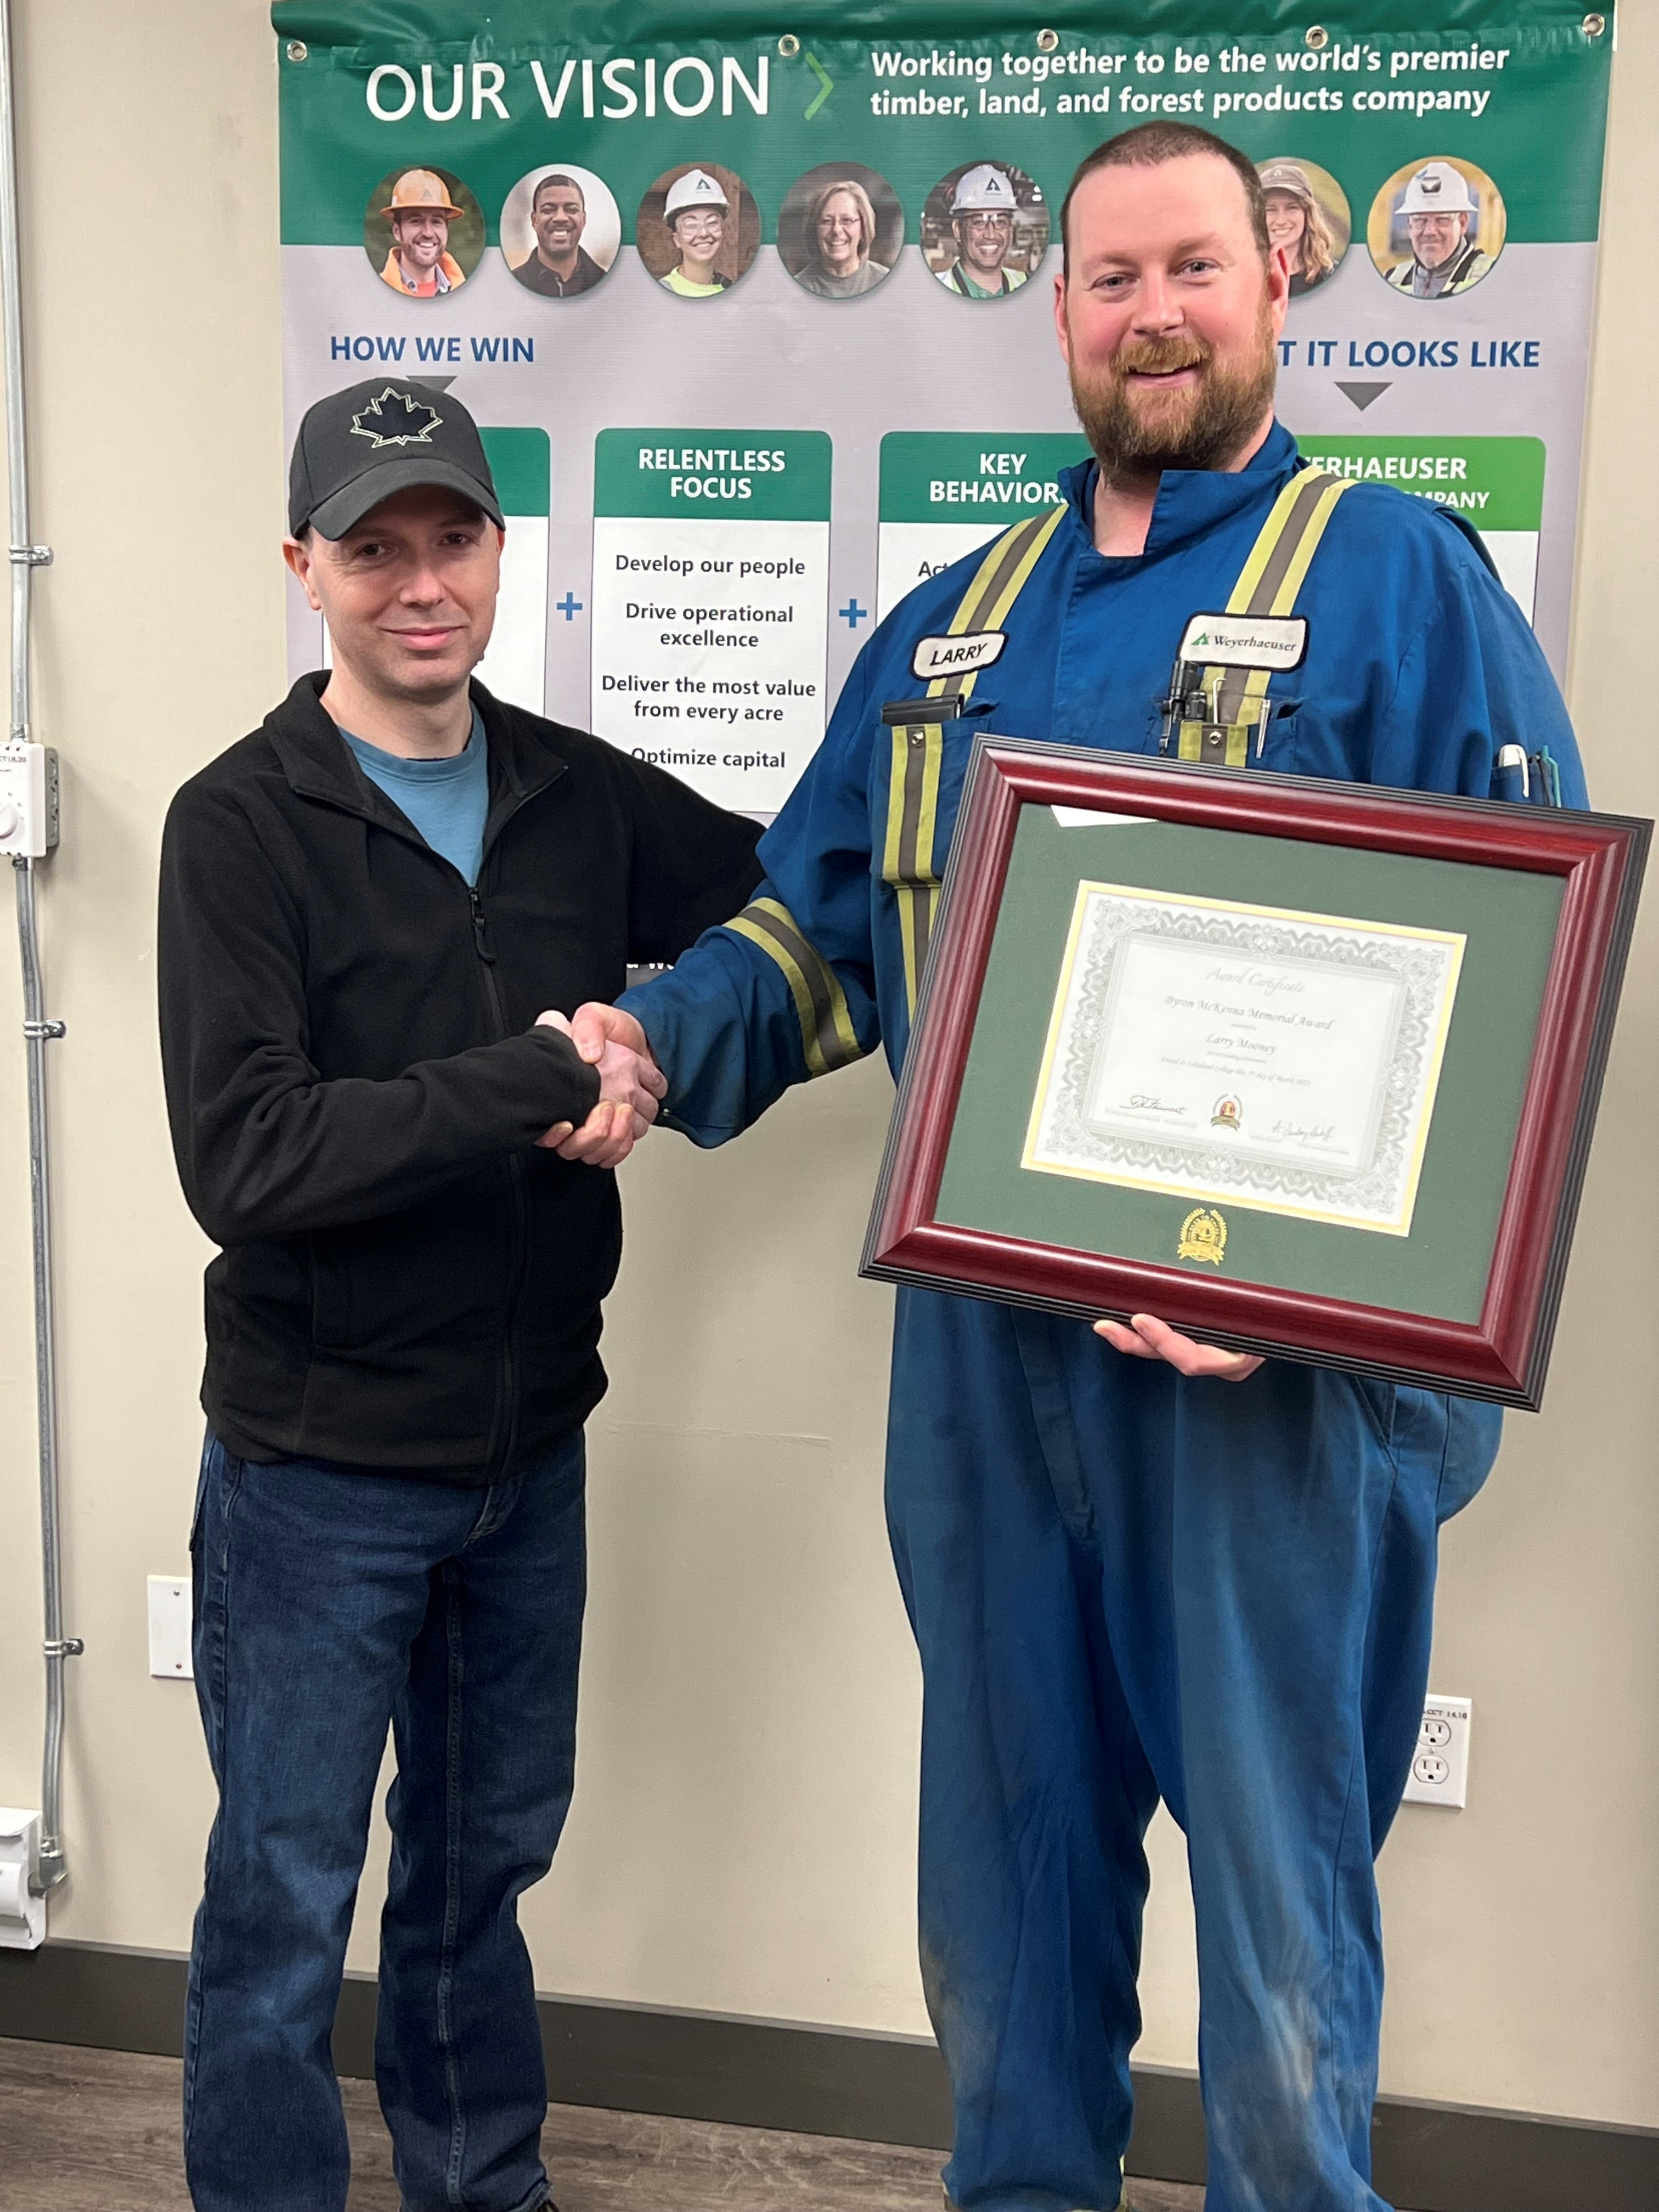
[804,52,832,118]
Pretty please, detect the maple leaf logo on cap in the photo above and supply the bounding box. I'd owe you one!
[349,386,443,450]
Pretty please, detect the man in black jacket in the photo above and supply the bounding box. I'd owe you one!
[159,378,761,2212]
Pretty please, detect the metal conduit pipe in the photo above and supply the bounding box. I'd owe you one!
[0,0,75,1897]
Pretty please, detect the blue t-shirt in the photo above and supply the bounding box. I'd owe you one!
[340,710,489,885]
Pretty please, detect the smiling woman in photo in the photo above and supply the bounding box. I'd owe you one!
[635,163,761,299]
[795,177,891,298]
[1257,161,1340,295]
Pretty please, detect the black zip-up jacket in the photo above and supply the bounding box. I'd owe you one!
[159,673,763,1481]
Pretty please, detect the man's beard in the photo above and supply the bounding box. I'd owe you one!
[1069,306,1277,484]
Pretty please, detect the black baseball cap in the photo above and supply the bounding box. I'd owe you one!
[287,377,504,539]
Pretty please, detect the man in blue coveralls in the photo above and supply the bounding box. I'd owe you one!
[563,125,1584,2211]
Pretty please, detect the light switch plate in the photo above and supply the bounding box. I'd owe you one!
[1402,1694,1471,1808]
[147,1575,193,1680]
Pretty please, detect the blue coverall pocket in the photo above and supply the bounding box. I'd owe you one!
[1350,1373,1398,1454]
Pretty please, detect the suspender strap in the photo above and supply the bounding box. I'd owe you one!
[881,503,1068,1012]
[924,503,1069,709]
[1181,470,1354,759]
[726,896,865,1079]
[884,719,946,1011]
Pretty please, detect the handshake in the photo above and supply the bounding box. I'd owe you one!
[533,1003,663,1170]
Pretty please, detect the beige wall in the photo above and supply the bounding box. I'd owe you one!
[0,0,1653,2133]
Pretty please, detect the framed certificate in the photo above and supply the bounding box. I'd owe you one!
[861,739,1648,1408]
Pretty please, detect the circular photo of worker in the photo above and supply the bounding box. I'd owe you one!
[636,162,761,298]
[778,162,904,300]
[922,159,1049,300]
[1367,156,1505,298]
[1256,157,1351,297]
[499,163,621,299]
[364,166,485,298]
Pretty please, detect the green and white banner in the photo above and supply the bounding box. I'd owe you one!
[1293,432,1546,611]
[274,0,1613,809]
[877,433,1092,620]
[591,431,831,810]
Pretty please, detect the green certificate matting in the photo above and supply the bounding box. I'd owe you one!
[933,806,1564,1323]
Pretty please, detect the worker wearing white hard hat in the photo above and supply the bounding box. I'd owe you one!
[659,166,735,297]
[379,168,469,297]
[1384,159,1494,297]
[936,161,1034,299]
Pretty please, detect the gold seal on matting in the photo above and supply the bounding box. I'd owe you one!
[1177,1207,1227,1265]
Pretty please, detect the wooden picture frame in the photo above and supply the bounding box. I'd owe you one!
[861,738,1647,1409]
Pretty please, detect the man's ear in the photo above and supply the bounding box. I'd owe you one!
[283,535,324,614]
[1052,268,1073,367]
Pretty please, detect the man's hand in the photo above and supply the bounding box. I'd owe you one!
[1093,1312,1263,1383]
[534,1006,666,1170]
[567,1000,651,1071]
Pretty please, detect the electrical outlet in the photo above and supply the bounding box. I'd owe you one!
[0,1810,46,1949]
[1402,1694,1471,1809]
[147,1575,193,1680]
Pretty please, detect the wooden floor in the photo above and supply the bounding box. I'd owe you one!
[0,2037,1205,2211]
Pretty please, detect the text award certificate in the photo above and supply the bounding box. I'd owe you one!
[1022,883,1465,1235]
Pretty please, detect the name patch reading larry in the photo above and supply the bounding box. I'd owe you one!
[1177,612,1308,669]
[912,630,1007,681]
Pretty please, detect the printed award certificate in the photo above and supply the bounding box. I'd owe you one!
[862,738,1647,1407]
[1023,885,1465,1233]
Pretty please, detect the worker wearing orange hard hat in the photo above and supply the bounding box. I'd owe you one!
[380,168,468,297]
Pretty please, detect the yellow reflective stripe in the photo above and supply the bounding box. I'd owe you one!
[1234,664,1273,720]
[882,720,946,1013]
[1200,470,1355,731]
[727,897,862,1078]
[912,732,943,893]
[881,504,1072,1012]
[1256,475,1350,614]
[927,503,1068,708]
[1221,471,1320,611]
[943,528,1026,640]
[1178,719,1251,767]
[896,884,929,1013]
[975,501,1068,629]
[882,723,910,886]
[730,913,827,1075]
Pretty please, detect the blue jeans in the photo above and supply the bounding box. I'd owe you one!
[183,1429,585,2212]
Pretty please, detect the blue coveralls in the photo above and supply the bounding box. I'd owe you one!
[620,423,1586,2212]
